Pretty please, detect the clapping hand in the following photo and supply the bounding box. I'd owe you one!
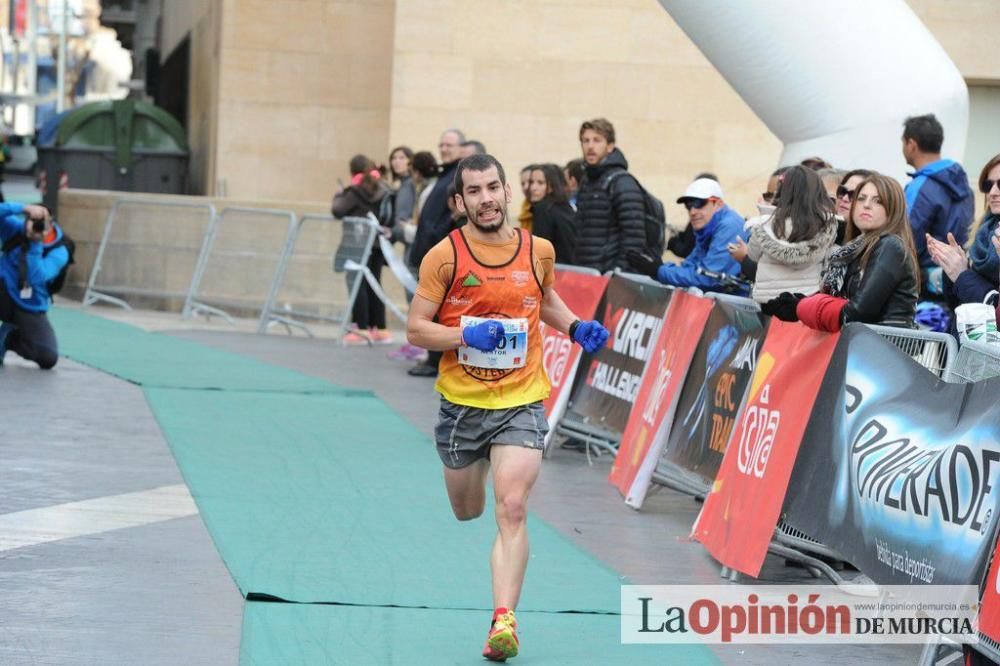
[926,232,968,282]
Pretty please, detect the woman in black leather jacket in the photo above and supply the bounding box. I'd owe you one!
[769,173,919,331]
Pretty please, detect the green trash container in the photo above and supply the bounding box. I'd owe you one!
[36,99,189,213]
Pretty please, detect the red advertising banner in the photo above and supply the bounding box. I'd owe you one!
[610,291,714,507]
[541,270,609,436]
[978,540,1000,642]
[691,320,840,576]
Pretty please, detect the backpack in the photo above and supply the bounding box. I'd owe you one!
[602,170,666,258]
[2,227,76,296]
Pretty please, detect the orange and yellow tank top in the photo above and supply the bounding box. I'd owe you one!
[434,227,551,409]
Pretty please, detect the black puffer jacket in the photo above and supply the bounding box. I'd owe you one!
[573,149,646,272]
[842,234,919,327]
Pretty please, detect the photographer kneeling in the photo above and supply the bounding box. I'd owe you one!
[0,203,70,369]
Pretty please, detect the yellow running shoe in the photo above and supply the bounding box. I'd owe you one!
[483,609,518,661]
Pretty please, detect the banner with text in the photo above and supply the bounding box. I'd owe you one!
[660,300,769,488]
[610,290,714,508]
[541,270,610,444]
[783,325,1000,587]
[563,274,671,440]
[692,320,839,576]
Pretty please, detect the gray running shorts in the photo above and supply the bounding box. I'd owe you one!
[434,398,548,469]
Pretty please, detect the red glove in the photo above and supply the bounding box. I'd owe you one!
[796,294,849,332]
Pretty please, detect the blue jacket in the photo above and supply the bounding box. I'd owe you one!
[904,159,974,268]
[656,204,748,293]
[1,205,70,313]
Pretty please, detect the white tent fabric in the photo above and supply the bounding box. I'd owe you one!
[658,0,968,180]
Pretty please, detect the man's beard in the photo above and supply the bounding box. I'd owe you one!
[469,203,507,233]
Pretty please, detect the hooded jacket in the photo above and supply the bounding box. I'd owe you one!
[747,216,837,303]
[904,159,974,268]
[573,149,645,272]
[0,204,70,313]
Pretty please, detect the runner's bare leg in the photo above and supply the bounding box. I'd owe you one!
[489,444,543,609]
[443,458,490,520]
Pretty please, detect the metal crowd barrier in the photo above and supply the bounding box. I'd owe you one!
[261,214,379,340]
[949,339,1000,383]
[184,206,298,325]
[865,323,959,381]
[82,199,218,313]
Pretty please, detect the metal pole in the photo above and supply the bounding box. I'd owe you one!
[25,0,36,103]
[56,0,67,113]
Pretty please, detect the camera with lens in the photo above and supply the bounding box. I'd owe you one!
[31,218,45,233]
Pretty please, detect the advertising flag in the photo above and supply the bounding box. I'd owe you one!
[692,320,839,576]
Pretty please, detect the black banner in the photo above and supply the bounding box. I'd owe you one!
[784,324,1000,586]
[564,274,671,439]
[661,300,768,485]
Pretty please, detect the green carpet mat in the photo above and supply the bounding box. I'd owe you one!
[240,602,717,665]
[146,386,623,613]
[50,307,352,394]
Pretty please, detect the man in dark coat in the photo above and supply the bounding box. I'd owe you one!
[573,118,646,273]
[407,128,465,377]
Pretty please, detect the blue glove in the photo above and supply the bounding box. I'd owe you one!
[462,319,505,352]
[571,320,610,353]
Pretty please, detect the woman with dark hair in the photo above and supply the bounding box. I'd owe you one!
[332,154,393,345]
[833,168,874,243]
[785,173,920,330]
[927,153,1000,305]
[388,145,416,231]
[746,165,837,303]
[527,164,577,263]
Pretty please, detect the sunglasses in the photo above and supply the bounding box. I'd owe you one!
[683,198,709,211]
[982,179,1000,194]
[835,185,856,200]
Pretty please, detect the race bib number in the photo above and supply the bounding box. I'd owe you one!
[459,316,528,369]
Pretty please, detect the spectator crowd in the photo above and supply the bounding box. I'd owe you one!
[330,114,999,378]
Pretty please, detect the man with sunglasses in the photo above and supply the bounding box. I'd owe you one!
[901,113,974,298]
[627,177,747,294]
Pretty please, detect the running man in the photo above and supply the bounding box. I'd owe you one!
[406,154,609,661]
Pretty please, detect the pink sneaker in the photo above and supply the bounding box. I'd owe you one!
[369,328,395,345]
[388,343,426,361]
[342,331,369,346]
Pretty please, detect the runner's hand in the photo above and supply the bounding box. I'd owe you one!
[462,320,505,352]
[572,320,609,353]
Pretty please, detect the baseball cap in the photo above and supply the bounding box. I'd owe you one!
[676,177,724,204]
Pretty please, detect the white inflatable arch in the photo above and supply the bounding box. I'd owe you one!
[658,0,968,179]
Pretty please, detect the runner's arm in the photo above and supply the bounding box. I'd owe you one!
[539,287,578,335]
[406,294,464,351]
